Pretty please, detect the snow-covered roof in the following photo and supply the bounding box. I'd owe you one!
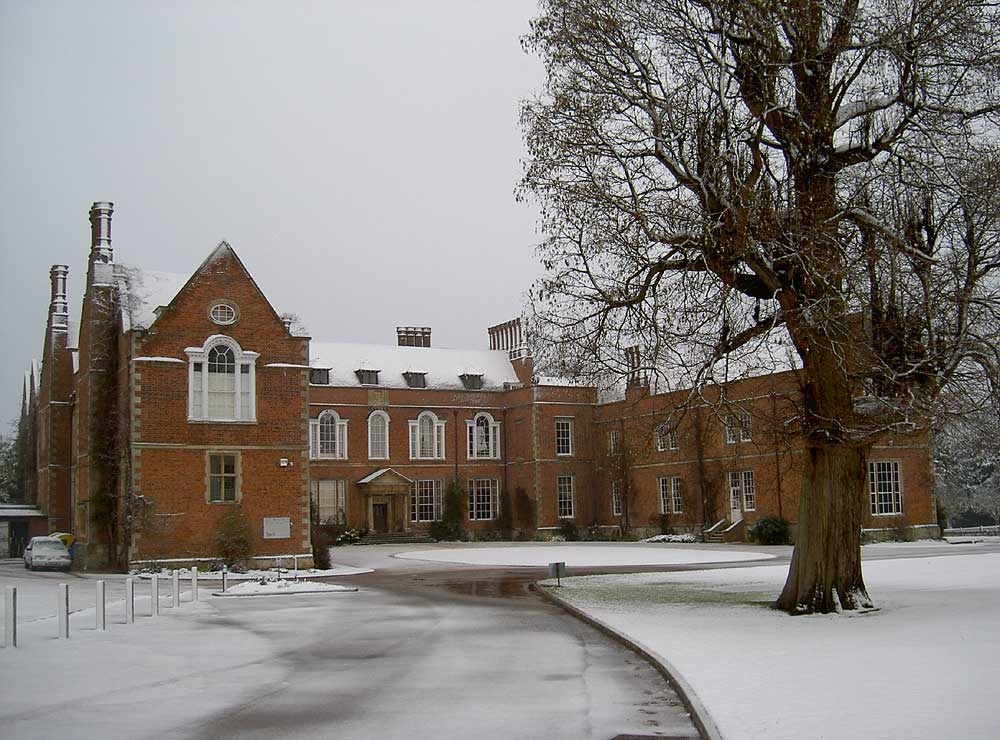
[536,375,590,387]
[309,341,521,391]
[116,266,189,331]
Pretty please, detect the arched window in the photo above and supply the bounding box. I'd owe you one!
[310,410,347,460]
[409,411,445,460]
[187,336,258,422]
[466,412,500,459]
[368,410,389,460]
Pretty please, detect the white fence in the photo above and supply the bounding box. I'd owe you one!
[2,567,204,648]
[944,525,999,537]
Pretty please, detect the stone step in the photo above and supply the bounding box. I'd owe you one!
[358,533,436,546]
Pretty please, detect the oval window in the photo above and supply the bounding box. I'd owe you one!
[210,303,237,325]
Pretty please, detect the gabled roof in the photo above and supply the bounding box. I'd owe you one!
[115,241,296,336]
[116,266,188,331]
[357,468,413,485]
[310,342,521,391]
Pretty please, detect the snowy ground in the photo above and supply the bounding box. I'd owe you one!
[213,579,358,596]
[395,543,775,567]
[548,551,1000,740]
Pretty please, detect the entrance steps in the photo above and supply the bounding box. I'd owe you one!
[358,532,436,546]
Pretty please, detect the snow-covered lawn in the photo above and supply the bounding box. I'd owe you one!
[396,543,775,567]
[550,553,1000,740]
[134,564,372,580]
[214,579,358,597]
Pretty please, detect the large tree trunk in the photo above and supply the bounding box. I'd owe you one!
[776,442,871,613]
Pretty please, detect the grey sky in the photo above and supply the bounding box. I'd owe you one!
[0,0,544,426]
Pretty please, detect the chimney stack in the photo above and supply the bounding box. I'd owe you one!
[488,318,529,360]
[88,201,114,286]
[625,346,646,387]
[49,265,69,331]
[397,326,431,347]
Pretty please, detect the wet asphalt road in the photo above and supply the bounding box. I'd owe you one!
[183,563,700,740]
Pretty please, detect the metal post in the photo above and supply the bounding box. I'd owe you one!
[4,586,17,647]
[191,567,199,602]
[125,578,135,624]
[96,580,106,630]
[222,567,228,592]
[58,583,69,638]
[172,570,180,608]
[151,574,160,616]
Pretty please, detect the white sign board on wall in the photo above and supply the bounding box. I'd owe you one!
[262,517,291,539]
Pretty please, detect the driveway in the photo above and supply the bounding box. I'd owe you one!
[0,551,699,740]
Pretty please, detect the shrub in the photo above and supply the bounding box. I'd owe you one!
[659,514,672,535]
[311,526,332,570]
[212,506,253,568]
[890,516,915,542]
[430,480,465,541]
[935,503,948,536]
[749,516,790,545]
[558,518,579,541]
[496,489,513,539]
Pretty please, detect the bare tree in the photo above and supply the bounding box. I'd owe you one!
[521,0,1000,612]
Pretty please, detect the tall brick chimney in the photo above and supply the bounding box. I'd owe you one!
[397,326,431,347]
[49,264,69,331]
[88,201,114,286]
[624,345,649,400]
[488,318,533,384]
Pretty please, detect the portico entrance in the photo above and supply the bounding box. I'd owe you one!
[356,468,413,534]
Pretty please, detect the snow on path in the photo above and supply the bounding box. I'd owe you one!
[396,544,775,567]
[553,553,1000,740]
[214,579,358,596]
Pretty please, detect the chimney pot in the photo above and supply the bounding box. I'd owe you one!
[89,201,114,265]
[397,326,431,347]
[49,265,69,330]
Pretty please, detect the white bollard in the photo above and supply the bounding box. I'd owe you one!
[151,574,160,616]
[125,578,135,624]
[4,586,17,647]
[191,567,199,601]
[57,583,69,638]
[222,568,228,592]
[172,570,180,608]
[96,580,106,630]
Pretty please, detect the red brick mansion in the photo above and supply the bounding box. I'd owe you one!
[25,203,938,569]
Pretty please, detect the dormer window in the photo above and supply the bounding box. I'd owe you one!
[209,302,237,326]
[460,373,484,390]
[404,371,427,388]
[310,368,330,385]
[356,369,380,386]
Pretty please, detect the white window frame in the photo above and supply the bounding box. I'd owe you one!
[869,460,902,516]
[557,475,575,518]
[467,478,499,521]
[609,429,621,454]
[611,480,623,516]
[367,410,390,460]
[466,412,501,459]
[186,335,258,422]
[410,479,443,522]
[655,424,678,452]
[555,417,574,456]
[409,411,446,460]
[728,469,756,511]
[311,479,347,524]
[310,410,348,460]
[658,477,671,514]
[724,411,753,444]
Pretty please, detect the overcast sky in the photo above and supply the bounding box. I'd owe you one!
[0,0,545,426]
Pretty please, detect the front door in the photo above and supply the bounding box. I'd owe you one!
[729,474,743,524]
[373,503,389,533]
